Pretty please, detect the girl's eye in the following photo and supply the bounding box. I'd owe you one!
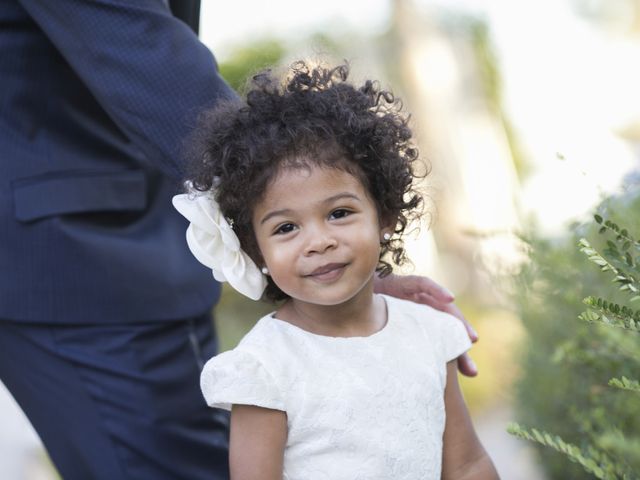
[330,209,351,220]
[274,223,296,235]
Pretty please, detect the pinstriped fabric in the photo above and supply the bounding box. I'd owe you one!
[0,0,234,323]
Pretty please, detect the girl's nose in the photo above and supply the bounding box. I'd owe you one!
[304,229,337,255]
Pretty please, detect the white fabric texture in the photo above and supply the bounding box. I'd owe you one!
[201,295,472,480]
[172,189,267,300]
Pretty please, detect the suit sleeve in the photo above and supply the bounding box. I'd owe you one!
[18,0,237,178]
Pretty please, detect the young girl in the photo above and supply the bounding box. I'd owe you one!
[173,62,498,479]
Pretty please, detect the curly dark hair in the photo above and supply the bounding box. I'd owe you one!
[185,61,425,301]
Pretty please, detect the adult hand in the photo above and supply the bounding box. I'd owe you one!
[373,273,479,377]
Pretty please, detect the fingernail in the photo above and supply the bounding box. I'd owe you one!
[442,286,455,300]
[469,358,477,373]
[470,326,479,340]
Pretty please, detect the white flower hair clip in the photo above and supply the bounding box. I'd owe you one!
[172,183,267,301]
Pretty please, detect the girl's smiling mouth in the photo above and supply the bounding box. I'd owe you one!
[305,263,348,281]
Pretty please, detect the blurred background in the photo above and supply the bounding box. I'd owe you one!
[3,0,639,478]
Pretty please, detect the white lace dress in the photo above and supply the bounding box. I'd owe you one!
[200,295,471,480]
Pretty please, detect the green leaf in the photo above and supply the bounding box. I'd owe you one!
[608,376,640,392]
[626,252,634,266]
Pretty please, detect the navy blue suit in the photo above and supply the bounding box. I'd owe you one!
[0,1,233,478]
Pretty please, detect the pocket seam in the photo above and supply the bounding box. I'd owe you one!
[12,169,147,222]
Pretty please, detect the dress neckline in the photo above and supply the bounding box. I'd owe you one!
[266,294,393,341]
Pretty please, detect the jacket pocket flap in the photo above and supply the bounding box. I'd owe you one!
[13,170,147,222]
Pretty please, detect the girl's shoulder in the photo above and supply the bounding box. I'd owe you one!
[208,311,308,377]
[200,313,290,412]
[235,311,311,353]
[383,294,452,326]
[382,295,471,362]
[235,312,279,347]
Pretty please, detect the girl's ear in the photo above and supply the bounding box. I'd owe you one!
[379,215,397,238]
[379,226,395,244]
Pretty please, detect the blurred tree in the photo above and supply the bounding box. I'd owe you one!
[465,18,530,180]
[572,0,640,34]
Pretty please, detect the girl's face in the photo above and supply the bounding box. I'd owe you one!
[252,164,388,307]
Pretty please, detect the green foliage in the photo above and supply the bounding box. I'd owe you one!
[579,295,640,332]
[218,39,286,93]
[510,192,640,479]
[507,423,632,480]
[608,376,640,393]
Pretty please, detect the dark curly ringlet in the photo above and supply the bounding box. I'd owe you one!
[185,61,425,302]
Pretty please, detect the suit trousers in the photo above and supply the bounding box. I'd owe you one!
[0,313,229,480]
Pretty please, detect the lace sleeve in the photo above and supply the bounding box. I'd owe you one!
[200,349,285,411]
[438,313,472,362]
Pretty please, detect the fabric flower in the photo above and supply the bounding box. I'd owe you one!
[172,187,267,301]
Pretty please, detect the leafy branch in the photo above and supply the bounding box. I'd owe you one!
[594,215,640,252]
[593,215,640,273]
[579,239,640,295]
[579,296,640,332]
[507,423,634,480]
[608,376,640,393]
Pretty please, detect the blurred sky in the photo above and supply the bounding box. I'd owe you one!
[201,0,640,235]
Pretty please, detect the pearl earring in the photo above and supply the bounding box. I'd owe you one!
[383,232,391,241]
[261,267,269,275]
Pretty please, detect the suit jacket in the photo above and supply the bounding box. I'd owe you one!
[0,0,234,323]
